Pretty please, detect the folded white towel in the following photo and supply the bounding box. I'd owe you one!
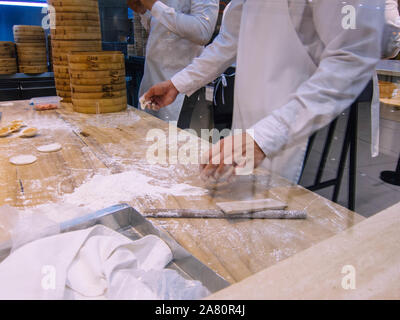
[0,225,208,300]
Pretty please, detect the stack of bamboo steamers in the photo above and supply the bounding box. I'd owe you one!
[0,42,17,75]
[13,26,48,74]
[48,0,102,104]
[68,51,127,113]
[48,0,126,113]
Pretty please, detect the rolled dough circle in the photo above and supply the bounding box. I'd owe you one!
[9,155,37,166]
[37,143,62,153]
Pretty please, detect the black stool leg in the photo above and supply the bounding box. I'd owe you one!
[314,119,338,185]
[348,104,358,211]
[332,104,355,204]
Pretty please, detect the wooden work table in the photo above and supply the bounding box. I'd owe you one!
[208,202,400,299]
[0,100,364,284]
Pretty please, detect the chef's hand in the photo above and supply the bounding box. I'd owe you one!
[127,0,146,14]
[140,0,157,11]
[200,133,266,183]
[144,80,179,111]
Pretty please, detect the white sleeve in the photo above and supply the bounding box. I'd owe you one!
[250,0,384,158]
[171,0,244,96]
[139,11,152,32]
[150,0,219,46]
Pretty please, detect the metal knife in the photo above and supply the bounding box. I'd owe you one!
[142,208,307,219]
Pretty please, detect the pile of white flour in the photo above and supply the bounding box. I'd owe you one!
[62,169,208,212]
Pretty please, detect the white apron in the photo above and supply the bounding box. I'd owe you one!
[139,0,204,122]
[233,0,317,183]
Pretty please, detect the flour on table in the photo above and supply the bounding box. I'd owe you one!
[83,110,140,128]
[62,169,208,211]
[9,155,37,166]
[37,143,62,153]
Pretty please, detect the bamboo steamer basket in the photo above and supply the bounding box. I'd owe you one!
[68,51,127,114]
[54,73,70,80]
[71,83,126,93]
[0,67,18,75]
[48,0,102,102]
[51,38,103,89]
[18,49,47,55]
[13,25,43,31]
[72,90,126,99]
[51,26,101,33]
[69,76,126,86]
[0,58,18,67]
[72,104,127,114]
[50,6,99,14]
[0,48,16,56]
[16,42,47,49]
[0,42,16,57]
[57,89,72,98]
[17,60,47,66]
[53,65,69,74]
[0,42,19,74]
[52,19,100,27]
[51,12,100,21]
[13,26,46,43]
[70,69,125,79]
[72,96,127,107]
[13,30,45,36]
[48,0,98,6]
[69,62,125,71]
[13,25,48,74]
[55,79,71,86]
[51,40,102,49]
[51,27,101,41]
[68,51,125,64]
[19,65,48,74]
[72,96,127,114]
[57,85,73,91]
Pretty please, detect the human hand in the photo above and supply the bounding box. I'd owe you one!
[127,0,146,14]
[143,80,179,111]
[200,133,266,183]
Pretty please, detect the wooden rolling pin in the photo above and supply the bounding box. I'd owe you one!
[142,208,307,220]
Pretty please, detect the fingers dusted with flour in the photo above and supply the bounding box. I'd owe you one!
[200,133,267,183]
[143,80,179,111]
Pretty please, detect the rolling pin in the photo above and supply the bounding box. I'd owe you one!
[142,208,307,220]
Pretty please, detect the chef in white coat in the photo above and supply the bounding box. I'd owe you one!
[128,0,219,122]
[144,0,384,183]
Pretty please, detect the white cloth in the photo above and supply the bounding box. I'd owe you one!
[172,0,384,183]
[139,0,219,122]
[0,225,208,300]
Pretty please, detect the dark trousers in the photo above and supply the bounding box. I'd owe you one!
[177,88,206,129]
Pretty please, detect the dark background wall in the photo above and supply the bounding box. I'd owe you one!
[0,0,48,41]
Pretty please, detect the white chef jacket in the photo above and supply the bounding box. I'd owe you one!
[138,0,219,122]
[172,0,384,183]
